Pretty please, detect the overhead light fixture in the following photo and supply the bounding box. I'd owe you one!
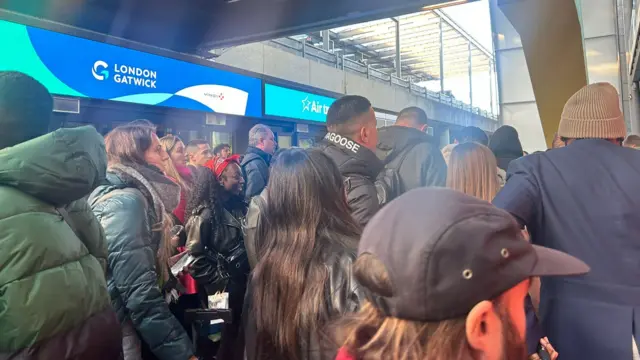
[422,0,468,11]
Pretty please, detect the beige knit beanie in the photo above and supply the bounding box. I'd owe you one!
[558,82,626,139]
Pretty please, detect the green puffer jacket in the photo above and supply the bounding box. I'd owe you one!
[0,126,121,359]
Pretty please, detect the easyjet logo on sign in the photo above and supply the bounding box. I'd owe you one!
[325,132,361,153]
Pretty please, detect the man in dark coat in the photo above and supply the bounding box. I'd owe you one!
[493,82,640,359]
[317,95,383,227]
[241,124,276,202]
[376,107,447,194]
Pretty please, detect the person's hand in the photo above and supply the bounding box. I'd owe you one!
[177,264,192,278]
[529,337,558,360]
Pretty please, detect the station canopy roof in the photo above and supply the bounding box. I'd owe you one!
[314,9,493,82]
[0,0,481,54]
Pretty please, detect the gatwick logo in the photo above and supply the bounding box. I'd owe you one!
[92,60,109,80]
[91,60,157,88]
[301,96,329,115]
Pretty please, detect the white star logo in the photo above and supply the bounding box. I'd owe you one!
[302,97,311,112]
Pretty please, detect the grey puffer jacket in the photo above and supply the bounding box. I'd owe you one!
[89,171,193,360]
[376,126,447,192]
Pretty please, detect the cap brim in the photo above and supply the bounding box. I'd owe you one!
[530,245,590,277]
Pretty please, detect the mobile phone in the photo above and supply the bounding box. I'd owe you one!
[537,345,551,360]
[170,253,197,277]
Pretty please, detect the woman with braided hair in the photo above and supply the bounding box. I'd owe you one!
[185,155,248,359]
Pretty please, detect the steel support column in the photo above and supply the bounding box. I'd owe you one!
[393,18,401,78]
[468,41,473,107]
[322,30,330,51]
[439,17,445,92]
[489,60,495,115]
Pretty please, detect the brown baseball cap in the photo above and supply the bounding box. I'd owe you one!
[358,188,589,322]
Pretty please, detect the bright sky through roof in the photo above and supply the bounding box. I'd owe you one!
[442,0,492,51]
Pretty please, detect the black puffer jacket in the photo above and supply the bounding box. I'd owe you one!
[317,132,383,227]
[90,170,193,360]
[244,243,364,360]
[241,146,271,201]
[376,126,447,192]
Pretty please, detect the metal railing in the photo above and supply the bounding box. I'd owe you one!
[269,37,497,120]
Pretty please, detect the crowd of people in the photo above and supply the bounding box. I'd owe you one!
[1,70,639,360]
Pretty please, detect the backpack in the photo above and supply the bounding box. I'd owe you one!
[375,138,425,206]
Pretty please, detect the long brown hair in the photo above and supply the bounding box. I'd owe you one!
[252,148,361,360]
[104,120,174,281]
[446,142,499,202]
[104,120,155,166]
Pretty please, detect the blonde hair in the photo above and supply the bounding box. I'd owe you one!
[446,142,499,202]
[159,135,190,192]
[441,143,457,166]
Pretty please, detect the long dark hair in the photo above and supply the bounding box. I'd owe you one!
[185,167,225,245]
[252,148,361,360]
[103,120,174,281]
[104,119,156,166]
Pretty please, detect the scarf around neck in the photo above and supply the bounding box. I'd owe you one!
[108,163,181,220]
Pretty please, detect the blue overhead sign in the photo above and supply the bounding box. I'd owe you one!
[264,83,337,123]
[0,19,262,117]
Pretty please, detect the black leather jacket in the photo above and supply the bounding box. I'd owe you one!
[244,243,364,360]
[185,203,249,294]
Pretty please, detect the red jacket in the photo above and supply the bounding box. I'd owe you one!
[335,348,355,360]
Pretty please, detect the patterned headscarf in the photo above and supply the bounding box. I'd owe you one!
[204,154,241,179]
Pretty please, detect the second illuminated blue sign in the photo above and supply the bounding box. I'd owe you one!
[264,83,337,123]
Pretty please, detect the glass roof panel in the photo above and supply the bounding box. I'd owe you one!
[329,9,492,81]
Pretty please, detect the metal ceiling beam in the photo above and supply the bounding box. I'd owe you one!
[346,27,459,48]
[363,29,458,51]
